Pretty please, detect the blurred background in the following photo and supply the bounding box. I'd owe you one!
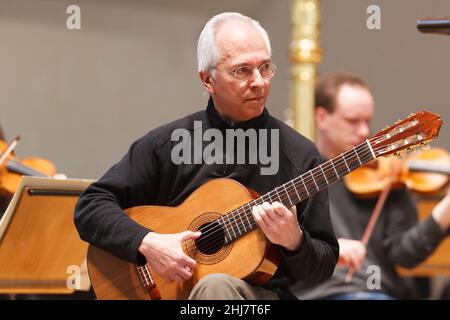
[1,0,448,179]
[0,0,449,300]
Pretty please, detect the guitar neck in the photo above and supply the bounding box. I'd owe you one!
[219,140,376,243]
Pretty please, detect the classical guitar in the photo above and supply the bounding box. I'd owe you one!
[86,111,442,299]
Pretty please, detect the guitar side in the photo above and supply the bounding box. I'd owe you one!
[87,178,280,300]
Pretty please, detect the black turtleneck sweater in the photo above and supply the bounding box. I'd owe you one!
[74,98,339,296]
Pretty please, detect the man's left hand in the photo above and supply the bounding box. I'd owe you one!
[252,201,303,251]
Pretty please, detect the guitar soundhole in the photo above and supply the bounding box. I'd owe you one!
[195,222,224,255]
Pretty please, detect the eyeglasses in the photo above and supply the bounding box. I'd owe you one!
[211,62,277,81]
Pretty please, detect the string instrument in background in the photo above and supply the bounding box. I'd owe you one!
[344,147,450,199]
[343,145,449,282]
[342,144,449,283]
[0,137,56,195]
[87,111,442,300]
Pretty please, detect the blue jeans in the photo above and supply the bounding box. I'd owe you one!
[324,291,396,300]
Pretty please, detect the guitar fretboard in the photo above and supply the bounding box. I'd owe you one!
[217,140,376,244]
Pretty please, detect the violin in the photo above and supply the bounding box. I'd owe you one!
[0,138,57,194]
[344,147,450,198]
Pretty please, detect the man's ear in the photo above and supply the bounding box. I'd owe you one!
[199,71,214,95]
[315,106,330,130]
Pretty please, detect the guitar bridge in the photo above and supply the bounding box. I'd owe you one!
[136,264,161,300]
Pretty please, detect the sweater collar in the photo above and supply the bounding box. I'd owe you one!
[206,97,269,130]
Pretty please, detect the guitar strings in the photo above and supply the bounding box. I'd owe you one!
[209,139,373,231]
[189,146,377,253]
[188,147,376,253]
[185,141,378,252]
[186,150,372,253]
[189,142,377,251]
[187,152,376,255]
[187,122,422,252]
[188,123,422,252]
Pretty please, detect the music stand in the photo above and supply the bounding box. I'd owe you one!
[0,176,94,294]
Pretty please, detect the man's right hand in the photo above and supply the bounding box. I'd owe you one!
[138,230,201,284]
[337,238,367,271]
[431,189,450,231]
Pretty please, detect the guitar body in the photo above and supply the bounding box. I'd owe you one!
[87,178,280,300]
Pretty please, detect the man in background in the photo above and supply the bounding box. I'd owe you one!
[291,72,450,300]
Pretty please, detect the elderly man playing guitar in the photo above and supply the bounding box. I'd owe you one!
[75,12,339,300]
[75,13,441,300]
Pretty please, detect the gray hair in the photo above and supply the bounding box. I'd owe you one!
[197,12,272,73]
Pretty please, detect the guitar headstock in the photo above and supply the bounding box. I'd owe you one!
[370,111,442,158]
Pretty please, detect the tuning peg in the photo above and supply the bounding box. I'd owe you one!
[393,151,402,158]
[406,147,416,156]
[420,142,431,151]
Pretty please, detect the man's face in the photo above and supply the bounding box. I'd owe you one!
[200,21,272,122]
[317,84,375,157]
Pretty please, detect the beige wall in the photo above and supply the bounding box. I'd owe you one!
[319,0,449,151]
[0,0,448,179]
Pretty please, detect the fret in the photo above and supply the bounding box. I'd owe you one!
[310,170,319,191]
[237,208,247,233]
[222,219,232,242]
[291,180,301,202]
[243,204,252,230]
[320,164,329,185]
[300,174,309,196]
[266,191,272,203]
[283,184,293,207]
[330,158,340,179]
[342,153,350,172]
[353,146,362,166]
[249,203,258,228]
[366,139,376,159]
[229,215,237,239]
[274,187,282,204]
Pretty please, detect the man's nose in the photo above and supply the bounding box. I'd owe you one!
[358,122,370,138]
[249,69,265,88]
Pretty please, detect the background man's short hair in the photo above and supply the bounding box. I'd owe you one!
[315,73,371,112]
